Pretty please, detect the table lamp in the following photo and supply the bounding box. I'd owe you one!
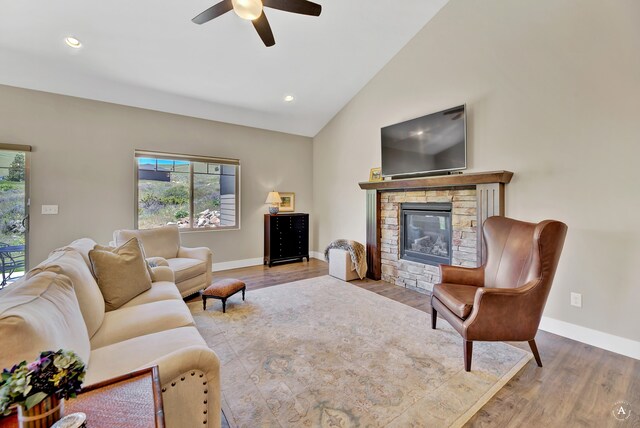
[265,191,282,215]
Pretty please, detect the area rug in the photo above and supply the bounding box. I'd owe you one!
[189,276,532,427]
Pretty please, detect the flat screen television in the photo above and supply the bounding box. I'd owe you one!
[381,105,466,177]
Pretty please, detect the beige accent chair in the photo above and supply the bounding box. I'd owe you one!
[113,225,212,297]
[0,238,221,428]
[328,249,360,281]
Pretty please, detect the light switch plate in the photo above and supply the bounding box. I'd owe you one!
[41,205,59,215]
[570,292,582,308]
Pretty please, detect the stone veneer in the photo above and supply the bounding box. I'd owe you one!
[380,188,479,293]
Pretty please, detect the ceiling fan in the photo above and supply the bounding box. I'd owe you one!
[192,0,322,47]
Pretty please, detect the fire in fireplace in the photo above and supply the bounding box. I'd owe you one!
[400,202,453,266]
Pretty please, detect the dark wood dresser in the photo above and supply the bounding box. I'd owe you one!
[264,213,309,267]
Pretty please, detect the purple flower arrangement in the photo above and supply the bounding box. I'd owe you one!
[0,350,85,415]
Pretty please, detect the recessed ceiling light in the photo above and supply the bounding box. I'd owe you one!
[416,131,424,135]
[284,95,295,103]
[64,36,82,49]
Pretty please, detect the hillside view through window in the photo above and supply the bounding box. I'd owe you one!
[136,154,239,230]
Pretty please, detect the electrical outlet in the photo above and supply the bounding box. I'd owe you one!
[570,292,582,308]
[41,205,59,215]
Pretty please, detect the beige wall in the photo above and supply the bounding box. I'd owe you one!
[0,84,313,266]
[313,0,640,341]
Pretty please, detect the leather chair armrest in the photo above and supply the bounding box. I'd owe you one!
[150,266,175,283]
[440,265,485,287]
[178,246,212,263]
[463,279,542,341]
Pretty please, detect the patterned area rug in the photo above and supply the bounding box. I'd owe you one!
[189,276,531,427]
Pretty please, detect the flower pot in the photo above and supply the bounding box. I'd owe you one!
[18,396,64,428]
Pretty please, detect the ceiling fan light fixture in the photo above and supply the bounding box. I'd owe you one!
[64,36,82,49]
[232,0,263,20]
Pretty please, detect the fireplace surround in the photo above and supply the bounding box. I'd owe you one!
[359,171,513,293]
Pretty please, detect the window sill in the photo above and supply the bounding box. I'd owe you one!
[178,226,240,233]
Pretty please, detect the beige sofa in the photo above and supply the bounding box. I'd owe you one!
[0,238,221,428]
[112,225,212,297]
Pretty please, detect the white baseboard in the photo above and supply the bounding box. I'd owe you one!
[212,258,263,272]
[539,316,640,360]
[213,253,324,272]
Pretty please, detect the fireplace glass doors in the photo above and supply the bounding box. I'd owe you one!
[400,203,453,266]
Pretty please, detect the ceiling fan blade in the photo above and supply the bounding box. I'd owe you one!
[263,0,322,16]
[192,0,233,24]
[252,12,276,47]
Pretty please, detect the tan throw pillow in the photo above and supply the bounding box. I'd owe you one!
[89,238,152,311]
[93,241,155,279]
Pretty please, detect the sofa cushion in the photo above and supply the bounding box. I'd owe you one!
[90,299,195,349]
[51,238,99,268]
[119,281,182,308]
[85,326,206,386]
[167,258,208,283]
[0,272,91,371]
[113,225,180,260]
[432,283,479,319]
[89,238,152,311]
[27,250,105,338]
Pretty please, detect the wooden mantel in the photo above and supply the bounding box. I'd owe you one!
[359,170,514,280]
[358,170,513,191]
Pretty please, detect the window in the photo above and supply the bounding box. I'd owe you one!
[135,151,239,231]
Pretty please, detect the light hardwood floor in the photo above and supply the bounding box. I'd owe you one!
[201,259,639,427]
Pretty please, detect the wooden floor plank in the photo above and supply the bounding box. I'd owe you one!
[204,258,640,427]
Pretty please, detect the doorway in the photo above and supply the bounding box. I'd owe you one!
[0,143,30,289]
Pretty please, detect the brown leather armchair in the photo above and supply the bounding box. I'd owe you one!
[431,216,568,371]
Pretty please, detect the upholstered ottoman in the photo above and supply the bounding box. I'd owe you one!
[328,248,360,282]
[200,278,246,313]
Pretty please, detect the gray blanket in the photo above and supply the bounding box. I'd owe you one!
[324,239,368,279]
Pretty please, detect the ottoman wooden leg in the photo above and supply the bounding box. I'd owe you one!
[202,296,207,311]
[222,298,227,313]
[242,287,245,301]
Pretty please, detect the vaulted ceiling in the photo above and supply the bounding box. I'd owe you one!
[0,0,448,136]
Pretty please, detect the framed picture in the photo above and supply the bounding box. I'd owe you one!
[279,192,295,212]
[369,167,382,182]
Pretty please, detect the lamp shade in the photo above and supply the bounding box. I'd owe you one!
[265,191,282,204]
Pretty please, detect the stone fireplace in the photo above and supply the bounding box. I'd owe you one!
[381,189,477,292]
[359,171,514,294]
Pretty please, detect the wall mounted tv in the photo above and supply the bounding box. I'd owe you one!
[381,105,466,178]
